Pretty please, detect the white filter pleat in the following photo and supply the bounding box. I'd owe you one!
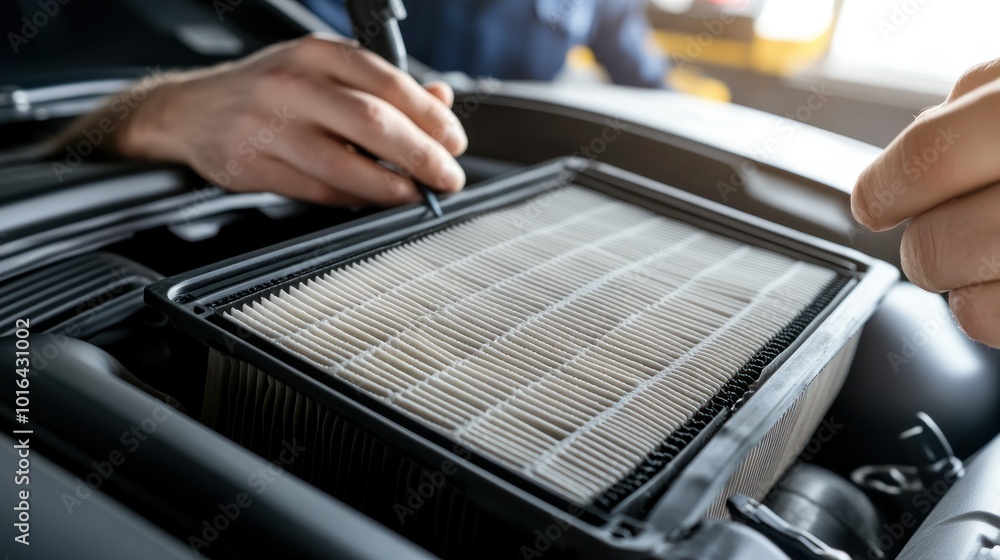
[224,187,837,503]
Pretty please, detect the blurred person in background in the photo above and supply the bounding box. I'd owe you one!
[305,0,671,88]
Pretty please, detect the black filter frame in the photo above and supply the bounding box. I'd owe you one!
[146,158,898,557]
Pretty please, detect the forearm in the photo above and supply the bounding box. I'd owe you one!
[46,68,220,164]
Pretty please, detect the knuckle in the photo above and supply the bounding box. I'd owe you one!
[953,59,1000,97]
[293,34,328,57]
[955,63,985,92]
[258,67,294,94]
[901,214,944,292]
[358,98,391,133]
[426,102,457,133]
[380,69,411,94]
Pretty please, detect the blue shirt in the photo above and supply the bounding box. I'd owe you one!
[304,0,669,88]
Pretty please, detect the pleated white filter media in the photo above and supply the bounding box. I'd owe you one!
[223,187,837,503]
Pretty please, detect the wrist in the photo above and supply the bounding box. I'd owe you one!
[114,78,187,163]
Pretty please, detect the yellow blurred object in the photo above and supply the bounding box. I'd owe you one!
[654,28,832,77]
[566,45,599,69]
[654,31,752,69]
[667,67,732,102]
[565,4,836,97]
[566,45,731,101]
[750,27,833,76]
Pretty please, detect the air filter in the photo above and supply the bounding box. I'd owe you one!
[148,159,897,559]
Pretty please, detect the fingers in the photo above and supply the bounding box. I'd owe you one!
[263,124,424,206]
[950,281,1000,348]
[900,183,1000,292]
[288,36,467,156]
[299,83,466,193]
[916,58,1000,121]
[852,80,1000,231]
[139,33,470,209]
[946,58,1000,103]
[424,81,455,107]
[228,155,369,207]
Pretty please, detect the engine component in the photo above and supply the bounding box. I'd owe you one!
[0,251,161,339]
[727,493,850,560]
[818,283,1000,471]
[763,464,883,560]
[897,433,1000,560]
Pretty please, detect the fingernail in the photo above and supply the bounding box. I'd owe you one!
[850,196,868,227]
[850,186,874,229]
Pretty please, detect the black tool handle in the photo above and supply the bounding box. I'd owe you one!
[345,0,443,217]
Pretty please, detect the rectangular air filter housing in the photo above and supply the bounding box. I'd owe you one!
[148,159,897,559]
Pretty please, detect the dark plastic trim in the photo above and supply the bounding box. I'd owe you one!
[0,336,438,560]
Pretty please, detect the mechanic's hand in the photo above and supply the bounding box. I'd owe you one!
[114,34,467,206]
[852,58,1000,346]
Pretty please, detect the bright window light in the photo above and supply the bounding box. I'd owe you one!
[829,0,1000,81]
[754,0,837,42]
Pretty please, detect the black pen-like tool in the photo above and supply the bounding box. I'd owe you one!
[345,0,444,218]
